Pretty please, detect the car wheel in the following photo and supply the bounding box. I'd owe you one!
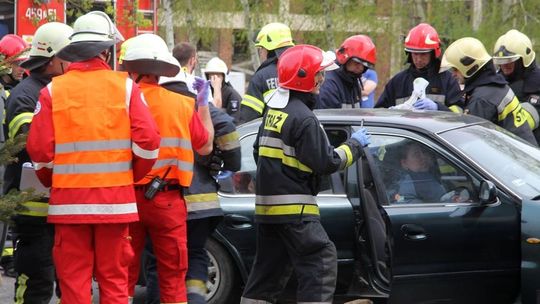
[206,238,241,304]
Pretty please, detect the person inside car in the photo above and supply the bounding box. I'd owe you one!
[391,142,446,204]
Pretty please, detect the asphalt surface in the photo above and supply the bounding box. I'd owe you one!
[0,274,147,303]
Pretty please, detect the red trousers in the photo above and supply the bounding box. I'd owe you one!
[53,223,133,304]
[128,189,188,303]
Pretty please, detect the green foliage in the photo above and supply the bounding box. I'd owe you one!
[0,134,41,223]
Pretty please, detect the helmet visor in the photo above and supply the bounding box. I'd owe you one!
[492,55,520,65]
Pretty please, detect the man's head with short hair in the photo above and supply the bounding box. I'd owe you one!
[172,42,197,73]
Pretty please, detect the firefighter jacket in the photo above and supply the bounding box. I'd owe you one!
[218,82,242,117]
[1,77,19,143]
[499,61,540,143]
[316,65,362,109]
[253,91,363,224]
[184,103,241,220]
[464,62,537,146]
[135,82,200,187]
[237,47,291,124]
[26,58,160,224]
[3,72,52,222]
[376,62,464,112]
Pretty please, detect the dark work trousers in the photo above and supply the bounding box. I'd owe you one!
[186,217,221,304]
[13,219,56,304]
[144,217,221,304]
[241,220,337,304]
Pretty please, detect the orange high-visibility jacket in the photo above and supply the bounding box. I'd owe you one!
[51,70,135,188]
[136,82,195,187]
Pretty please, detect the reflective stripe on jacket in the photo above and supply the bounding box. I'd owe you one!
[50,70,135,188]
[185,104,241,219]
[135,83,195,187]
[254,93,362,224]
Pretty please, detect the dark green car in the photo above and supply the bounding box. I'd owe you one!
[204,108,540,304]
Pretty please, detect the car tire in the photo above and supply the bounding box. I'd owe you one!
[206,238,241,304]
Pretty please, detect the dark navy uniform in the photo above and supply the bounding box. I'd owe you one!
[237,47,291,124]
[316,66,362,109]
[499,61,540,143]
[376,63,463,111]
[4,72,56,304]
[242,91,363,303]
[465,62,537,145]
[219,81,242,117]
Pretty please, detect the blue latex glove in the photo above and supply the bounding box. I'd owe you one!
[351,128,371,147]
[192,76,210,107]
[413,98,437,110]
[217,170,233,180]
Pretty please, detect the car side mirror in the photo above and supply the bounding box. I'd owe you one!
[479,180,498,205]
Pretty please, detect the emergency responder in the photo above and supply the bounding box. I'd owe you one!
[237,22,294,124]
[172,42,198,94]
[240,44,371,304]
[376,23,463,111]
[26,11,160,304]
[441,37,537,145]
[204,56,243,117]
[0,34,29,142]
[122,33,214,304]
[0,34,28,90]
[317,34,377,108]
[165,71,241,303]
[493,29,540,142]
[2,21,72,304]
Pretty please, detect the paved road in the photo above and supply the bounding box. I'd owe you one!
[0,274,147,303]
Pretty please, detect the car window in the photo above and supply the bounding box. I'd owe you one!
[220,129,346,195]
[369,135,479,205]
[440,123,540,198]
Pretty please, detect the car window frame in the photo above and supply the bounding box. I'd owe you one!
[363,126,490,209]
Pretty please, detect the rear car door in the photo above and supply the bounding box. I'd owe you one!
[360,126,520,304]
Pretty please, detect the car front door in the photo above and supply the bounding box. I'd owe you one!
[358,127,520,304]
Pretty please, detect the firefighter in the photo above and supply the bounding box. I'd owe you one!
[493,29,540,142]
[204,56,243,117]
[376,23,463,112]
[441,37,537,145]
[122,33,214,304]
[240,44,371,304]
[0,34,28,90]
[317,35,377,109]
[2,21,72,304]
[165,73,241,303]
[237,22,294,124]
[0,34,29,142]
[26,11,161,304]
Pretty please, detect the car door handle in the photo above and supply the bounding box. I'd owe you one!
[223,214,252,229]
[401,224,428,241]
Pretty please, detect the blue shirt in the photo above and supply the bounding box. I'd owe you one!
[360,69,378,108]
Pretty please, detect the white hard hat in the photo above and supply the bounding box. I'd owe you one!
[205,57,228,75]
[57,11,124,62]
[71,11,124,44]
[122,34,180,77]
[21,22,73,70]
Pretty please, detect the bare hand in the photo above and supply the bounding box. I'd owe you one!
[210,74,223,91]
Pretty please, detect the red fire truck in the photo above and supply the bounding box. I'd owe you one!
[0,0,158,44]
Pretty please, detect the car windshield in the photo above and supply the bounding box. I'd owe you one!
[440,123,540,199]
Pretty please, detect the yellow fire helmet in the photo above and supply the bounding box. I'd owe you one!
[493,29,536,67]
[254,22,294,51]
[441,37,492,78]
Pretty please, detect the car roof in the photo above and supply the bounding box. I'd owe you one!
[237,108,487,135]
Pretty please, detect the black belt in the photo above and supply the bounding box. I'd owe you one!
[134,184,182,192]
